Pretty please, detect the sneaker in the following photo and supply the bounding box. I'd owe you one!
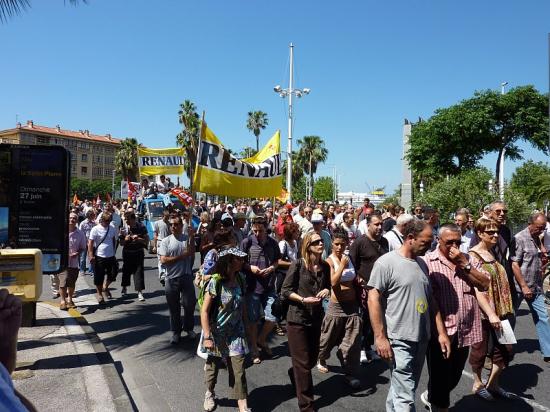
[170,333,180,345]
[203,390,216,411]
[186,330,197,339]
[360,350,371,365]
[121,287,127,297]
[138,292,145,301]
[420,390,431,411]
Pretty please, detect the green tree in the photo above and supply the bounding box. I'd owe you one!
[71,177,122,200]
[291,175,307,201]
[510,160,550,206]
[114,138,140,181]
[177,100,201,184]
[313,176,335,201]
[296,135,328,200]
[239,146,258,159]
[281,151,304,189]
[406,85,549,186]
[246,110,269,152]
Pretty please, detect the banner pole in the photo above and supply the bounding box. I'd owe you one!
[191,111,206,214]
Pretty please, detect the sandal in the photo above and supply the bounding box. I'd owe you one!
[316,361,329,373]
[251,352,261,364]
[488,387,519,400]
[97,294,105,304]
[275,325,286,336]
[67,301,77,309]
[103,289,113,299]
[474,387,495,401]
[59,302,68,310]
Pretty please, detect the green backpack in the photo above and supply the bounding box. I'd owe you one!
[198,273,246,320]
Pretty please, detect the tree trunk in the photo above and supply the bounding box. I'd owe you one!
[256,133,259,152]
[309,155,313,201]
[495,146,504,190]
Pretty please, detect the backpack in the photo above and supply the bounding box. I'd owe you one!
[198,273,246,322]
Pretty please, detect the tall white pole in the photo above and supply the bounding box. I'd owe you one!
[499,82,507,200]
[287,43,294,203]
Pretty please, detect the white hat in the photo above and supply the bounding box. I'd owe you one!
[226,204,234,209]
[311,213,324,223]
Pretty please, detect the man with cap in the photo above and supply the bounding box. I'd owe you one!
[232,212,247,246]
[311,213,332,259]
[222,204,234,221]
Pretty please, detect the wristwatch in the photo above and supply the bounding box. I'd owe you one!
[463,263,472,273]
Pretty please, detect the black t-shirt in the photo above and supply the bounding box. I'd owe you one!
[349,235,389,282]
[123,222,147,253]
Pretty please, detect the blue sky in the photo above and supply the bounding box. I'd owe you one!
[1,0,549,194]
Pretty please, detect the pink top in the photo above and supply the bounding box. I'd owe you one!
[68,228,87,268]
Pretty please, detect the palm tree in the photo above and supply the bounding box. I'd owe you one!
[532,173,550,204]
[246,111,269,152]
[296,135,328,200]
[177,100,201,184]
[114,138,140,181]
[1,0,84,23]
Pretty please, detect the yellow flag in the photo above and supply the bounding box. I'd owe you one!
[138,147,185,176]
[193,126,282,198]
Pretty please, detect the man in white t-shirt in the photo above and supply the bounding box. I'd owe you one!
[88,211,118,304]
[384,213,413,252]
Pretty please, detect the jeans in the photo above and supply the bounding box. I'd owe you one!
[165,275,196,334]
[386,339,427,412]
[516,292,550,357]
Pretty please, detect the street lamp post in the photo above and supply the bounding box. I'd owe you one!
[274,43,310,204]
[499,81,508,200]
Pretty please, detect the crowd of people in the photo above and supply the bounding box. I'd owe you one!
[3,193,550,412]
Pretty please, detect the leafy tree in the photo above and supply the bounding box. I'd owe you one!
[239,146,258,159]
[296,135,328,200]
[71,176,122,200]
[406,85,549,187]
[177,100,201,184]
[509,160,550,206]
[291,175,307,201]
[504,186,533,233]
[313,176,335,201]
[246,111,269,152]
[281,151,304,189]
[114,138,140,181]
[529,174,550,205]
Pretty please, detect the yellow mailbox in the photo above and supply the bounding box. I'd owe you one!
[0,248,43,301]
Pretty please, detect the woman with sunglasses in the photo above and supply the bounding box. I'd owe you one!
[200,247,251,412]
[281,232,331,412]
[316,228,362,388]
[467,218,515,401]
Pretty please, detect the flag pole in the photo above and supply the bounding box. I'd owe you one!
[191,111,206,213]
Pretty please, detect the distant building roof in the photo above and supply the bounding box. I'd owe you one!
[0,120,122,145]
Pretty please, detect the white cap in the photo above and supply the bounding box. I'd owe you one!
[311,213,324,223]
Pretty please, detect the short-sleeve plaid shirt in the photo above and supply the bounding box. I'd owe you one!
[423,248,485,348]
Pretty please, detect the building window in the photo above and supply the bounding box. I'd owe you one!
[104,156,114,165]
[93,155,102,163]
[104,168,113,177]
[71,164,77,174]
[92,145,103,154]
[81,154,88,162]
[36,136,50,144]
[105,147,115,154]
[79,142,89,150]
[92,166,103,177]
[81,166,88,175]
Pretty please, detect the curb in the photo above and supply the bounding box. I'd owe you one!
[40,301,136,411]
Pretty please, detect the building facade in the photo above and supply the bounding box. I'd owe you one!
[0,120,121,181]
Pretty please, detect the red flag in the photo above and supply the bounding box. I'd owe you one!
[170,188,193,205]
[73,193,79,205]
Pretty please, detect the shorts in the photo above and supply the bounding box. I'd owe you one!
[246,291,279,323]
[58,267,79,288]
[93,256,117,286]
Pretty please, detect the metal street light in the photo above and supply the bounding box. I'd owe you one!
[274,43,310,204]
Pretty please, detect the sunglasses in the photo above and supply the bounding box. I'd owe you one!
[444,240,462,246]
[483,230,498,235]
[310,239,324,246]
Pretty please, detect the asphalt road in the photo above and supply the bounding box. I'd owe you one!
[56,251,550,412]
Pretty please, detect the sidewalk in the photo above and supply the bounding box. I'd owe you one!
[12,276,134,412]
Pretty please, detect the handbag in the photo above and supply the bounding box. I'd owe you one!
[271,259,302,320]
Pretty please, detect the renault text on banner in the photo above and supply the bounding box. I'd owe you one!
[138,147,185,176]
[193,125,282,198]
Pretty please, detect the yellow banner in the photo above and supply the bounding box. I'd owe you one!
[193,126,282,198]
[138,147,185,176]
